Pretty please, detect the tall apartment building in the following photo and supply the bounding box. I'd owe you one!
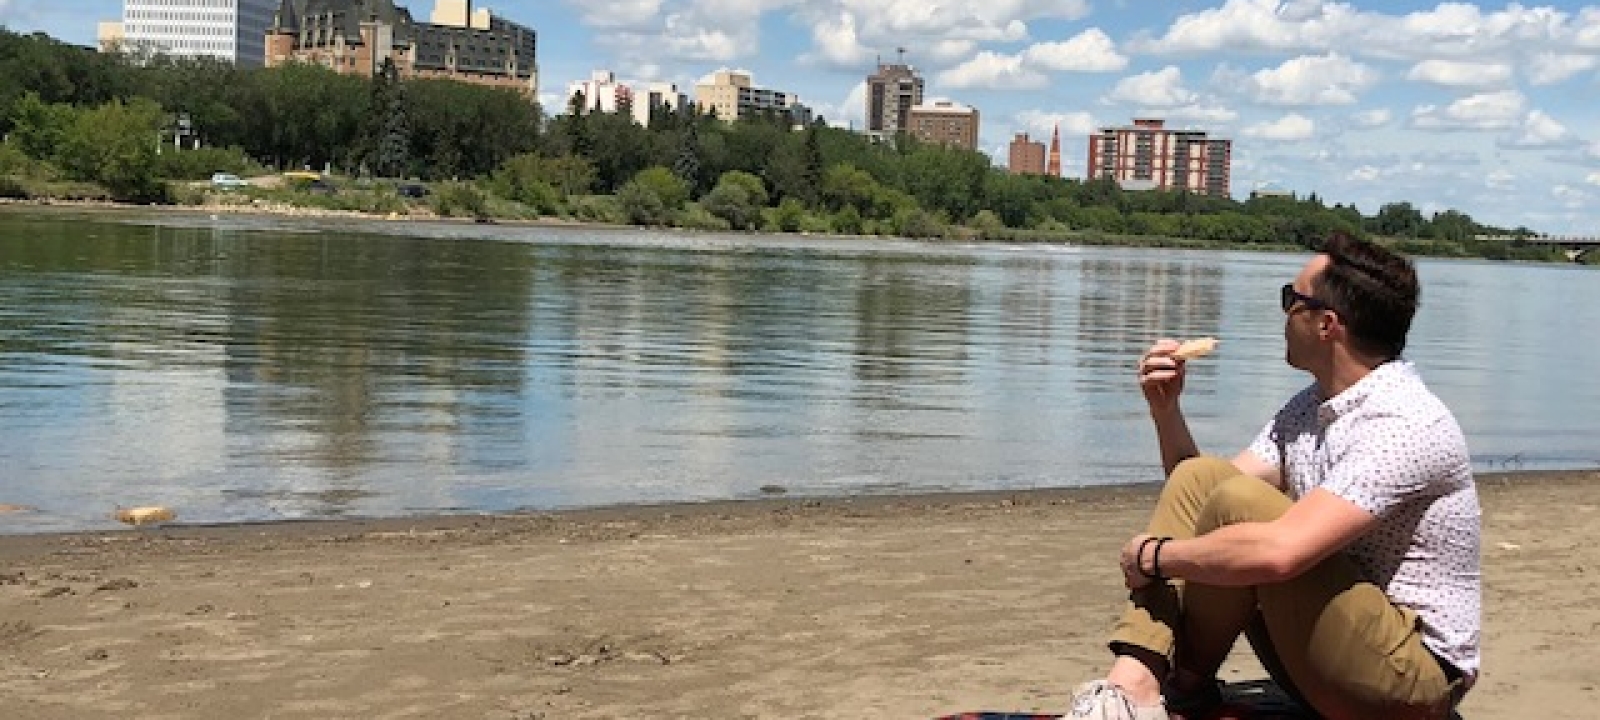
[566,70,632,114]
[907,101,979,151]
[865,60,924,140]
[266,0,538,95]
[1087,118,1231,196]
[114,0,277,66]
[564,72,686,126]
[694,70,808,125]
[1008,133,1046,175]
[632,82,686,127]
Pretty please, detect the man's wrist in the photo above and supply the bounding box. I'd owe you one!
[1139,537,1172,580]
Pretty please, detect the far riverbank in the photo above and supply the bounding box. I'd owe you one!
[4,193,1585,264]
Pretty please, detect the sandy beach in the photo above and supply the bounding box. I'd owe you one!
[0,470,1594,719]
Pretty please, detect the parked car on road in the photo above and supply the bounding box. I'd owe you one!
[210,173,248,189]
[283,172,337,195]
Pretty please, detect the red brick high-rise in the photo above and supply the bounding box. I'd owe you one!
[1008,134,1046,175]
[1086,118,1231,196]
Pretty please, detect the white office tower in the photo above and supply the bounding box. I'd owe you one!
[120,0,278,66]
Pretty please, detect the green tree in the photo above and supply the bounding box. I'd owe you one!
[896,144,989,221]
[1428,209,1476,243]
[584,110,649,192]
[618,165,689,225]
[1371,202,1426,237]
[7,92,77,160]
[57,98,166,201]
[672,113,702,192]
[251,62,367,171]
[821,164,881,214]
[363,58,410,178]
[800,124,824,205]
[983,172,1048,227]
[702,170,768,230]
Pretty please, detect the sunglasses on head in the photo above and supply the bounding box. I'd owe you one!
[1280,283,1328,313]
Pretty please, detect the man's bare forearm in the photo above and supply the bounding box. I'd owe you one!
[1151,404,1200,476]
[1157,523,1292,586]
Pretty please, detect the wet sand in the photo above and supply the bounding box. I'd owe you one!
[2,470,1597,719]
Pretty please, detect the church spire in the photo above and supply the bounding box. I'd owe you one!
[1047,123,1062,178]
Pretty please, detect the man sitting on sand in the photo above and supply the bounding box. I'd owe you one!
[1068,234,1480,720]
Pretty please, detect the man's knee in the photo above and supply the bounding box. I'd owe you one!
[1197,475,1290,530]
[1170,456,1238,484]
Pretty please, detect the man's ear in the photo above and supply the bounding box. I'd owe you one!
[1319,310,1338,339]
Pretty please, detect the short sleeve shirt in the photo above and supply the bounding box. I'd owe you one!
[1247,360,1481,684]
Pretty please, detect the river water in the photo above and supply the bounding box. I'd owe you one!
[2,208,1595,533]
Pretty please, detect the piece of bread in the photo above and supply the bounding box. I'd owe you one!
[1172,336,1219,361]
[115,506,176,526]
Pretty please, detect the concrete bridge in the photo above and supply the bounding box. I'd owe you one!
[1514,235,1600,262]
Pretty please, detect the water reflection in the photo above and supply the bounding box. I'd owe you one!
[1,210,1596,533]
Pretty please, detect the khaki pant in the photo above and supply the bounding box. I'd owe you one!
[1108,457,1460,720]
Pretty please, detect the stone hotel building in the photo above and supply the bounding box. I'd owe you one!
[266,0,538,94]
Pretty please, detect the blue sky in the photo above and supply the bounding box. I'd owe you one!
[5,0,1600,235]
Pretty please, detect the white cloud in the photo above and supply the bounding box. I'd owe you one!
[1391,3,1566,57]
[585,0,794,67]
[1552,184,1589,209]
[1526,53,1598,85]
[1352,108,1391,127]
[803,11,873,68]
[1586,173,1600,186]
[1347,165,1387,183]
[1014,110,1099,138]
[1022,29,1128,73]
[1411,90,1526,131]
[1576,8,1600,48]
[659,14,742,61]
[939,28,1125,89]
[1502,110,1569,148]
[1249,53,1377,105]
[923,39,980,65]
[568,0,668,29]
[938,52,1047,89]
[1485,169,1516,189]
[1407,59,1513,88]
[794,0,1086,70]
[1106,66,1193,107]
[1413,150,1478,166]
[1243,113,1315,140]
[1131,0,1364,54]
[1162,103,1238,125]
[809,81,866,129]
[1137,1,1583,66]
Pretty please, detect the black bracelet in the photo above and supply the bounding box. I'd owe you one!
[1137,536,1162,579]
[1152,538,1171,581]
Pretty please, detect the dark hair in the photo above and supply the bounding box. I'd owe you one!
[1311,234,1418,359]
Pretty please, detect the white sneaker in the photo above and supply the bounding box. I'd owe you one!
[1066,679,1170,720]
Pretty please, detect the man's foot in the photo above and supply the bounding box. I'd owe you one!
[1162,676,1224,720]
[1067,679,1169,720]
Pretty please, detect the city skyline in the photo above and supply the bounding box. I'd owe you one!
[5,0,1600,234]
